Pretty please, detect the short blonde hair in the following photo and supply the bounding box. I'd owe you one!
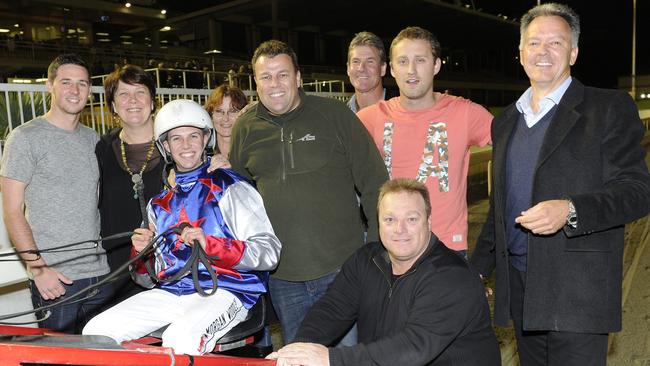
[378,178,431,218]
[390,26,441,60]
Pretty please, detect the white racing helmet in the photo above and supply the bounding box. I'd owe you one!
[154,99,215,164]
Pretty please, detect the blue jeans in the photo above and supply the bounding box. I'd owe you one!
[269,270,357,346]
[253,325,273,347]
[30,274,114,333]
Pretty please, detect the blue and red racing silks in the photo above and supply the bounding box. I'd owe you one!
[131,162,281,309]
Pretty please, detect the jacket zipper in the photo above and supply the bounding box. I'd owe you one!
[280,128,286,181]
[389,270,416,298]
[288,131,295,169]
[373,257,417,299]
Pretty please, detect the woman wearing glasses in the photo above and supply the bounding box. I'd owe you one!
[204,84,248,157]
[205,84,277,357]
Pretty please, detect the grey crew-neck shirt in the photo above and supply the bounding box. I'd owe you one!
[0,117,108,280]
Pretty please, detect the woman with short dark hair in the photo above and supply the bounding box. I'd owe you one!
[96,65,164,308]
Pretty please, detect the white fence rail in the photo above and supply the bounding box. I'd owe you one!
[0,83,351,141]
[0,84,236,138]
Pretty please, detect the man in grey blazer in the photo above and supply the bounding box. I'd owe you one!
[471,3,650,366]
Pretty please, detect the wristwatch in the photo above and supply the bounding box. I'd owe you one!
[566,199,578,229]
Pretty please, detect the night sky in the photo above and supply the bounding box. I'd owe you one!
[475,1,647,89]
[151,1,649,89]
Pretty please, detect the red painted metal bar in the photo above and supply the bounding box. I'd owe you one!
[0,325,276,366]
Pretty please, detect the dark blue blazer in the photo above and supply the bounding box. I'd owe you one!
[471,78,650,333]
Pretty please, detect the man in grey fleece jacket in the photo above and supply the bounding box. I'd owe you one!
[230,40,388,345]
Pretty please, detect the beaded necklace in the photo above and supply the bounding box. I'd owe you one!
[120,134,156,199]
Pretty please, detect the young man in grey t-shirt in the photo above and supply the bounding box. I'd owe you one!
[0,54,112,333]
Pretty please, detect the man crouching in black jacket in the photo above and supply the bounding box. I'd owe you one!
[267,178,501,366]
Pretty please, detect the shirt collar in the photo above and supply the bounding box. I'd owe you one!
[347,88,386,113]
[516,76,572,127]
[517,76,572,113]
[175,162,209,192]
[347,94,358,112]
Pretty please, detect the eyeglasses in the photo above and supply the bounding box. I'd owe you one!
[213,109,240,119]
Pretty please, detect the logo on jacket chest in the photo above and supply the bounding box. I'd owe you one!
[296,133,316,142]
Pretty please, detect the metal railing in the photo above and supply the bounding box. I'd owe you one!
[301,80,347,93]
[88,87,223,136]
[0,39,245,80]
[91,68,337,97]
[0,83,50,138]
[0,83,349,140]
[90,68,238,91]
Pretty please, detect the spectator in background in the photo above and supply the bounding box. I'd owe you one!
[204,84,248,157]
[185,60,203,89]
[146,58,157,69]
[237,64,249,90]
[346,31,397,112]
[227,64,238,88]
[157,62,171,88]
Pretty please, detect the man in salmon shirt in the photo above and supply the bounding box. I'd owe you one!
[357,26,493,258]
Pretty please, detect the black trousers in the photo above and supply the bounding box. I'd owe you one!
[509,263,608,366]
